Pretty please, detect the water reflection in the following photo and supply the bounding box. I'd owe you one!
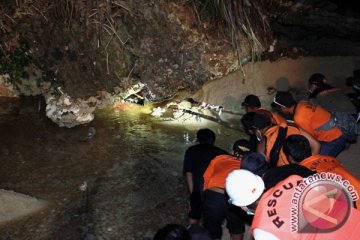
[0,100,246,239]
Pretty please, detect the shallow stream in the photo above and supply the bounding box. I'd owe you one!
[0,98,246,239]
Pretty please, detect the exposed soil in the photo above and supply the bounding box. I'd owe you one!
[0,0,242,102]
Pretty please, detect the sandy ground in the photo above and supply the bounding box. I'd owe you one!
[193,56,360,112]
[338,144,360,178]
[193,56,360,179]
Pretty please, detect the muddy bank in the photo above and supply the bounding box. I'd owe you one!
[193,56,360,110]
[191,56,360,178]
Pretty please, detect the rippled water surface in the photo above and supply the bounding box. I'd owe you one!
[0,99,246,239]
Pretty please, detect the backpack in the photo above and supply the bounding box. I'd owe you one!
[316,111,359,142]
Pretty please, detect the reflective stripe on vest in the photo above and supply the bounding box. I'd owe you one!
[314,115,336,132]
[294,102,342,142]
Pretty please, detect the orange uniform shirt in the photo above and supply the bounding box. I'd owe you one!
[256,108,287,125]
[300,154,360,208]
[264,123,301,166]
[294,101,343,142]
[203,155,241,191]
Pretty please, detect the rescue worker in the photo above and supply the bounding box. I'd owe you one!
[183,128,228,225]
[273,91,346,157]
[241,112,320,167]
[308,73,357,113]
[202,139,252,240]
[241,94,287,125]
[225,169,360,240]
[283,134,360,208]
[240,152,270,178]
[242,94,287,151]
[240,153,315,190]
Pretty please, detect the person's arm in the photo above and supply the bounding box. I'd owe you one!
[299,128,320,155]
[185,172,193,194]
[183,149,193,193]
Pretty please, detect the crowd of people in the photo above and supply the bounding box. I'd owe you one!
[154,73,360,240]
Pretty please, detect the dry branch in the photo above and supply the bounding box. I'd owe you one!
[112,1,131,12]
[88,11,98,18]
[32,5,48,22]
[105,33,115,50]
[106,18,126,45]
[106,51,110,74]
[4,14,16,24]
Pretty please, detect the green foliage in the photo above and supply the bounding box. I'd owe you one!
[0,38,30,82]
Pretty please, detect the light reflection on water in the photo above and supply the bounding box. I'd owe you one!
[0,100,247,238]
[96,105,247,158]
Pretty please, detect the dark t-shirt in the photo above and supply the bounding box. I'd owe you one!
[263,164,316,191]
[183,143,228,191]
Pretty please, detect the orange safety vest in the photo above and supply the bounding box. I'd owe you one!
[300,154,360,208]
[256,108,287,125]
[264,123,301,166]
[203,155,241,191]
[252,175,360,239]
[294,101,343,142]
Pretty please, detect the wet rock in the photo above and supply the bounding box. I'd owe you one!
[0,189,47,224]
[45,93,97,128]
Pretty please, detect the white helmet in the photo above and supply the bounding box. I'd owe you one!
[225,169,265,207]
